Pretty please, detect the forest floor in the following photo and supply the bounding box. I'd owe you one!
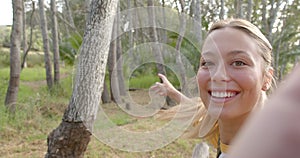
[0,67,217,158]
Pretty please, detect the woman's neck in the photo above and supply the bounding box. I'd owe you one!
[218,114,249,145]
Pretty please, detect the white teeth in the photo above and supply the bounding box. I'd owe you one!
[211,91,236,98]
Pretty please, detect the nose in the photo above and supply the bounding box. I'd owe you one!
[211,64,230,82]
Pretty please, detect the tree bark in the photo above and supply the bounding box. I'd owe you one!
[39,0,53,89]
[175,0,187,92]
[246,0,253,21]
[193,0,202,43]
[64,0,75,28]
[108,25,120,103]
[147,0,166,76]
[85,0,91,23]
[46,0,118,157]
[116,39,126,96]
[267,0,281,43]
[220,0,225,20]
[261,0,268,34]
[51,0,60,84]
[22,0,27,68]
[235,0,243,18]
[21,1,35,69]
[101,79,111,103]
[5,0,23,113]
[160,0,168,44]
[116,5,126,97]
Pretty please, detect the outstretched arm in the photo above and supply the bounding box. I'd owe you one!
[150,73,192,104]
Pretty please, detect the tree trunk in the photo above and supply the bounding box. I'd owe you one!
[5,0,23,113]
[193,0,202,43]
[116,39,126,96]
[114,4,126,96]
[268,0,283,78]
[147,0,166,76]
[51,0,60,84]
[175,0,187,92]
[160,0,168,44]
[133,0,145,43]
[21,1,35,69]
[46,0,118,157]
[22,0,27,68]
[85,0,91,23]
[127,0,135,62]
[267,0,281,43]
[148,0,175,106]
[116,6,126,97]
[108,25,120,103]
[235,0,243,18]
[220,0,225,20]
[101,79,111,103]
[246,0,252,21]
[261,0,268,34]
[39,0,53,89]
[64,0,75,28]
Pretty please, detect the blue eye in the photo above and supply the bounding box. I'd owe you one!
[232,61,246,66]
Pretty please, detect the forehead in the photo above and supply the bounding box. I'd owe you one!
[202,27,259,57]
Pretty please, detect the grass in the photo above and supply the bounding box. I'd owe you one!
[129,75,160,89]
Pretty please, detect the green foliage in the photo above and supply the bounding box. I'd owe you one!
[0,48,45,68]
[0,48,10,68]
[59,33,82,65]
[129,75,160,89]
[0,26,11,47]
[167,31,201,73]
[127,62,180,89]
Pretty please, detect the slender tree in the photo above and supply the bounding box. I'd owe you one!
[64,0,75,28]
[101,79,111,103]
[261,0,268,34]
[5,0,23,113]
[246,0,253,21]
[108,22,120,102]
[175,0,187,92]
[235,0,243,18]
[51,0,60,84]
[22,0,27,68]
[147,0,166,76]
[193,0,202,44]
[46,0,119,157]
[39,0,53,89]
[220,0,225,20]
[21,1,35,69]
[116,5,126,97]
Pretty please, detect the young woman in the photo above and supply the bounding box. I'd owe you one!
[151,18,274,158]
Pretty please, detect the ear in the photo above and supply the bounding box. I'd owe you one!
[262,67,274,91]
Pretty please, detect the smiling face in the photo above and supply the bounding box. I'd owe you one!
[197,27,266,120]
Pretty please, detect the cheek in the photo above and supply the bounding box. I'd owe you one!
[197,69,210,108]
[197,69,210,90]
[232,70,263,91]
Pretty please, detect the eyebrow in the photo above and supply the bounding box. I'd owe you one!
[227,50,249,56]
[201,50,250,57]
